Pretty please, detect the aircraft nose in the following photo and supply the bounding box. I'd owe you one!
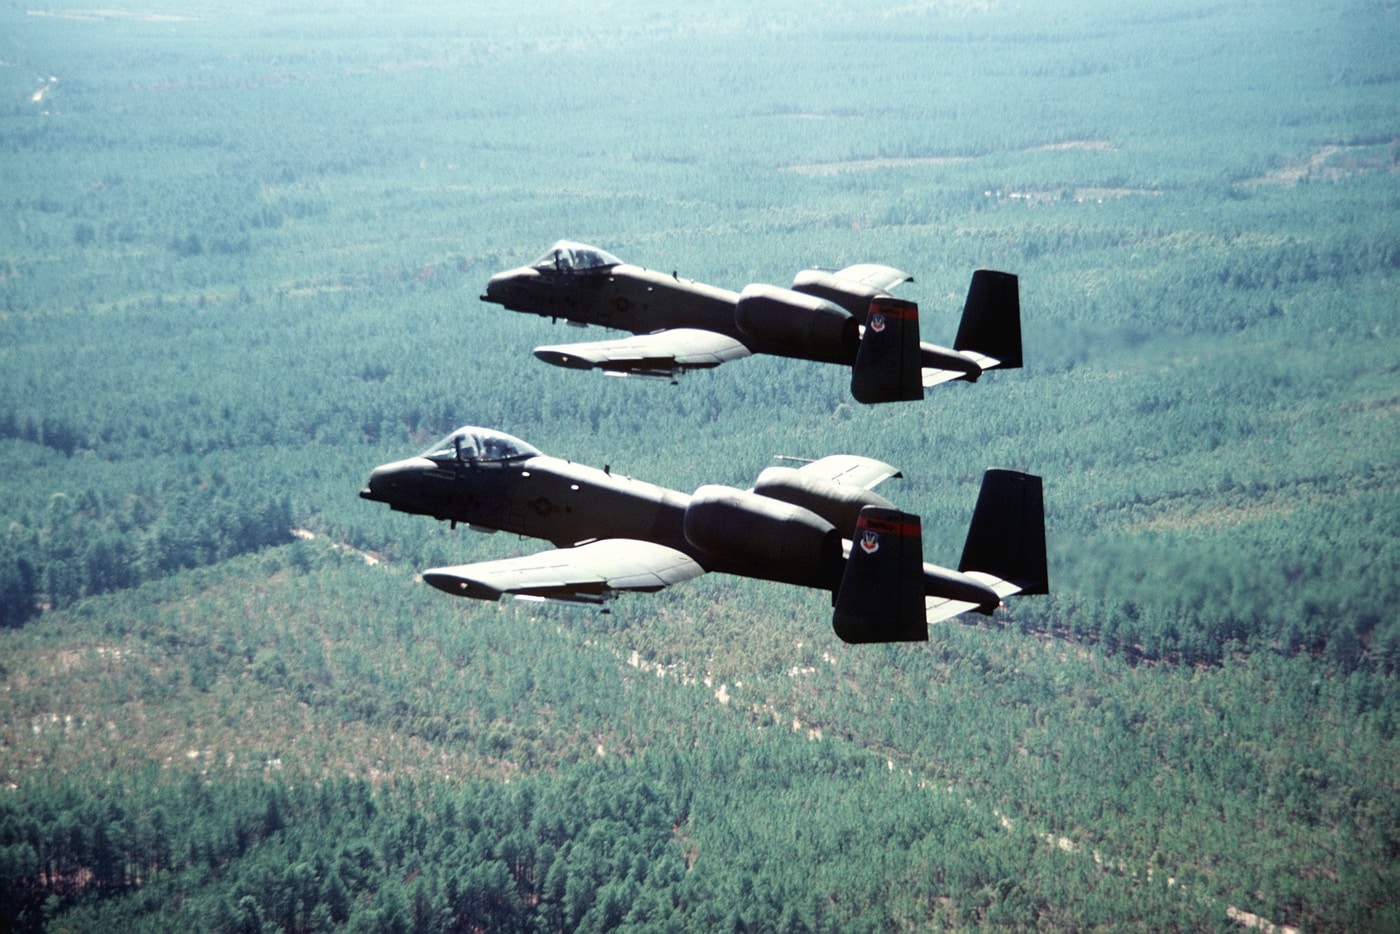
[481,270,513,304]
[480,268,533,305]
[359,458,423,504]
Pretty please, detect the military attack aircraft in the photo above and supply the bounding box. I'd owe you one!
[480,241,1022,404]
[360,426,1047,643]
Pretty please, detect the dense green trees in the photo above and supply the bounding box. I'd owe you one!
[0,446,291,625]
[1,549,1394,931]
[1,0,1396,929]
[1,739,1217,932]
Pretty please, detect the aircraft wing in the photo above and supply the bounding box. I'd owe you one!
[794,454,901,490]
[533,328,751,378]
[832,263,912,293]
[421,539,706,604]
[924,572,1025,624]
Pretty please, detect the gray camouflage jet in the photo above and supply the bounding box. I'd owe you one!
[360,425,1048,643]
[480,241,1022,404]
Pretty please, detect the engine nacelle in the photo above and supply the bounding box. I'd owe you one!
[683,484,842,590]
[752,466,894,539]
[734,284,858,364]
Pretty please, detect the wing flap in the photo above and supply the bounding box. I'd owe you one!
[422,539,705,604]
[534,328,751,377]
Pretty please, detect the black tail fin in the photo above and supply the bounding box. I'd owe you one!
[953,270,1022,369]
[850,296,924,404]
[957,469,1048,595]
[832,506,927,643]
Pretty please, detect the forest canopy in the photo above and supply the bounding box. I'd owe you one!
[0,0,1396,930]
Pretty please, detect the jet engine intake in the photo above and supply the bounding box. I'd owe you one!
[684,485,842,590]
[734,284,858,364]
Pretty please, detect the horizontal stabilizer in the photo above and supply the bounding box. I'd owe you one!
[923,571,1017,624]
[953,270,1022,370]
[918,342,984,387]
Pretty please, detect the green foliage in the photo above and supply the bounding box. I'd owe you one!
[0,0,1397,929]
[0,445,291,624]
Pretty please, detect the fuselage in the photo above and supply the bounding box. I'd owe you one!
[481,244,984,378]
[484,262,743,341]
[360,426,1007,612]
[362,452,696,553]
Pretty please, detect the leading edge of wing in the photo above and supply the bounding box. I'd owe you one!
[422,539,706,604]
[534,328,751,376]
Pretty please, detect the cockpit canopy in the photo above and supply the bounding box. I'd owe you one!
[421,426,542,463]
[530,240,622,273]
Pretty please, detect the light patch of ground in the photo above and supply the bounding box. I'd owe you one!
[785,139,1119,176]
[1000,186,1161,205]
[785,155,972,176]
[1244,143,1398,187]
[1030,139,1119,152]
[291,528,381,566]
[1226,905,1300,934]
[1128,458,1397,535]
[1131,499,1302,535]
[785,138,1165,203]
[27,9,195,22]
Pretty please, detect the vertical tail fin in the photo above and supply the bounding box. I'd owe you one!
[958,469,1048,595]
[953,270,1022,370]
[851,296,924,404]
[832,506,927,643]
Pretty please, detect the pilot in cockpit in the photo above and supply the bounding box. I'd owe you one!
[452,433,479,461]
[481,435,509,460]
[424,427,541,463]
[532,241,621,275]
